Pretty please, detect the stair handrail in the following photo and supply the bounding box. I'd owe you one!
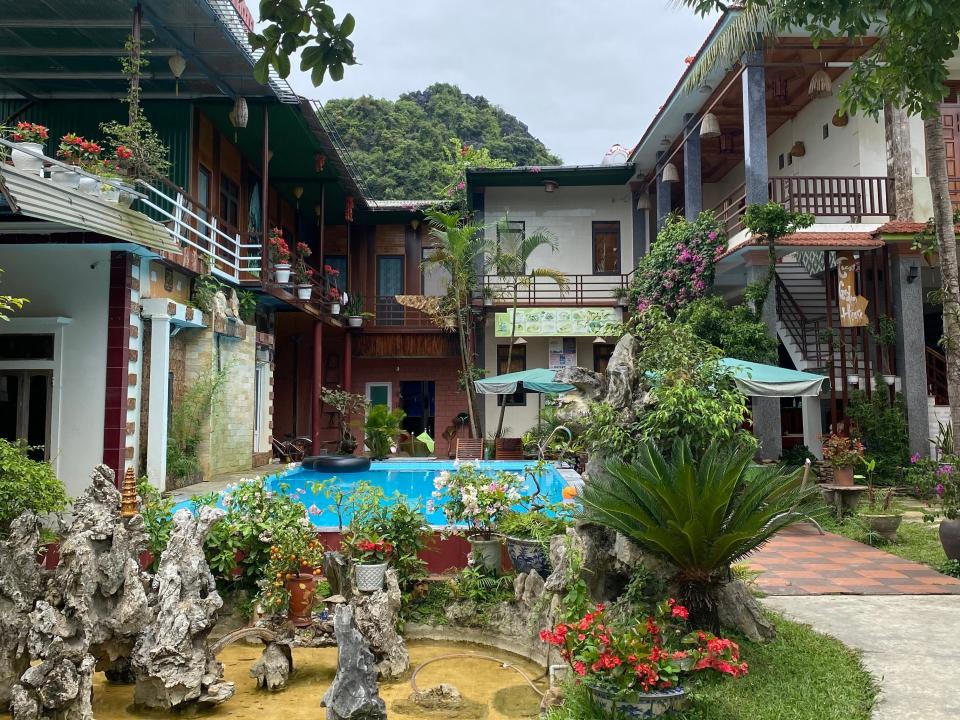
[775,275,828,364]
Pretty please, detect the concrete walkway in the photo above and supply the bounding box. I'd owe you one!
[170,464,280,502]
[763,595,960,720]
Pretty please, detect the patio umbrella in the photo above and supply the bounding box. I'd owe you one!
[719,358,829,398]
[473,367,575,395]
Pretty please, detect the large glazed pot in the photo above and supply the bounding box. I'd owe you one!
[285,573,318,627]
[940,518,960,561]
[862,514,902,542]
[506,537,551,577]
[587,684,685,718]
[468,535,502,574]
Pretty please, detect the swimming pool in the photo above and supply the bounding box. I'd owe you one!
[178,460,579,530]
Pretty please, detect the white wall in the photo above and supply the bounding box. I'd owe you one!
[0,245,111,498]
[483,185,636,274]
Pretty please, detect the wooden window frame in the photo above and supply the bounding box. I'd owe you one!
[592,221,621,275]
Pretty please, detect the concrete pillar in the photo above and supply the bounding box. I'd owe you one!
[802,396,824,458]
[683,113,703,220]
[741,48,769,206]
[891,251,931,456]
[631,189,649,262]
[146,312,171,490]
[884,103,914,221]
[745,251,782,459]
[311,319,323,455]
[343,330,353,393]
[656,151,672,230]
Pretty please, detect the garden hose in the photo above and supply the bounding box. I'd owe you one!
[409,652,546,698]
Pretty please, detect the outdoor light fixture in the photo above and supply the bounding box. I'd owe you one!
[513,336,527,345]
[314,202,323,227]
[719,131,736,154]
[593,336,606,345]
[636,193,652,210]
[661,162,679,184]
[543,180,559,193]
[168,52,186,96]
[699,112,721,139]
[410,219,420,230]
[293,186,304,209]
[229,96,249,130]
[809,68,833,99]
[847,374,860,386]
[773,77,789,104]
[907,264,920,283]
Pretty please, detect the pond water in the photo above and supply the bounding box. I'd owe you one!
[90,641,544,720]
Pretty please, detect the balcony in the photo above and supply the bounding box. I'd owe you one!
[480,272,633,307]
[371,296,443,330]
[712,175,892,235]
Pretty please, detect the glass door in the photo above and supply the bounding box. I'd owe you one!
[376,255,404,326]
[0,370,51,460]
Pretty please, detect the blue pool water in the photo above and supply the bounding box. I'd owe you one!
[176,460,575,530]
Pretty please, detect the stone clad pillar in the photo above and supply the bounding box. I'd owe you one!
[683,113,703,220]
[884,103,914,221]
[741,48,769,206]
[744,250,783,460]
[656,151,672,230]
[891,249,931,456]
[146,311,171,490]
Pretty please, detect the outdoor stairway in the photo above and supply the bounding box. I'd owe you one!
[775,256,865,375]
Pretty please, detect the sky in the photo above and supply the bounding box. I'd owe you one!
[282,1,719,165]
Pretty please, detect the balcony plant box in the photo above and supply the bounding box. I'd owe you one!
[348,316,364,328]
[296,284,312,301]
[344,294,369,328]
[268,227,292,284]
[329,301,341,315]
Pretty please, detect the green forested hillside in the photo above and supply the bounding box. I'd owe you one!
[325,83,561,200]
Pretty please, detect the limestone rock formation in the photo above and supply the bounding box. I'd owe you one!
[411,683,463,710]
[603,333,635,408]
[10,650,95,720]
[324,550,358,601]
[715,579,776,642]
[554,366,605,425]
[131,507,234,710]
[0,513,44,710]
[513,569,545,607]
[250,642,293,691]
[351,569,409,680]
[321,604,387,720]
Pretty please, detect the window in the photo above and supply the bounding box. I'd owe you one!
[421,247,451,297]
[0,334,53,360]
[593,343,615,374]
[496,220,526,274]
[497,344,526,406]
[778,154,785,170]
[197,165,212,237]
[822,123,830,139]
[592,221,621,275]
[376,255,404,326]
[219,174,240,230]
[323,255,348,292]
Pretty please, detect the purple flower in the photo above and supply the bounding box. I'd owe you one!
[936,483,945,498]
[937,464,953,477]
[911,452,921,464]
[707,231,717,240]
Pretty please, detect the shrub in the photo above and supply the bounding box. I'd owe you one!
[675,296,777,364]
[364,404,405,459]
[0,439,69,533]
[846,389,909,485]
[137,477,174,563]
[166,369,226,482]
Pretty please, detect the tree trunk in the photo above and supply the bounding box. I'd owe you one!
[924,117,960,452]
[494,284,520,440]
[456,307,481,438]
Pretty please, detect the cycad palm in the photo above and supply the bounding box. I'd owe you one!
[579,437,820,619]
[491,217,568,439]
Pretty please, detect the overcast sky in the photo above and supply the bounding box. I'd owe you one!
[283,1,719,165]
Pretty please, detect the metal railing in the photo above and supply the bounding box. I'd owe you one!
[775,275,831,366]
[373,296,440,329]
[481,272,633,306]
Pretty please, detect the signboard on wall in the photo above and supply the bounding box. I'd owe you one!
[837,252,869,327]
[494,307,621,337]
[548,338,578,370]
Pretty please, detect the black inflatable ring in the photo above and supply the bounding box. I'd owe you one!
[301,455,372,472]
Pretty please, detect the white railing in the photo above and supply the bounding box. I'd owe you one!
[0,138,260,283]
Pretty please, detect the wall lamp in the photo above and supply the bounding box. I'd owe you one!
[906,264,919,284]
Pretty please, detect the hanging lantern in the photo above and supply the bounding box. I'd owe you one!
[230,97,249,129]
[293,186,304,209]
[719,131,736,154]
[314,202,323,228]
[772,77,789,104]
[315,153,327,172]
[808,69,833,99]
[344,195,354,223]
[789,141,807,158]
[661,162,679,184]
[636,192,652,210]
[832,110,849,127]
[168,52,186,96]
[699,112,721,139]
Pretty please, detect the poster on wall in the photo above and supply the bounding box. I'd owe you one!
[837,252,869,327]
[548,338,578,370]
[494,307,621,337]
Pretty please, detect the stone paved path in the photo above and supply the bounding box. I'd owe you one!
[751,523,960,595]
[763,595,960,720]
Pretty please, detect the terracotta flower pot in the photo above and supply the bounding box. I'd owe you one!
[862,514,902,542]
[833,465,855,486]
[285,573,318,627]
[939,518,960,561]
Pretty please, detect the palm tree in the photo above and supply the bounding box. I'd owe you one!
[490,217,568,440]
[578,437,821,627]
[422,209,488,437]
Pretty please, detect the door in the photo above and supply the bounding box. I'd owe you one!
[592,221,621,275]
[399,381,436,440]
[376,255,404,326]
[366,382,392,410]
[0,370,52,461]
[942,105,960,207]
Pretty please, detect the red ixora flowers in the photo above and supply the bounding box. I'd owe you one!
[11,121,49,144]
[115,146,133,161]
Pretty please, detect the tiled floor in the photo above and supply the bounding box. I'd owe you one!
[750,523,960,595]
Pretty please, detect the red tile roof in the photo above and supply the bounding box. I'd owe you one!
[874,221,960,235]
[720,232,882,260]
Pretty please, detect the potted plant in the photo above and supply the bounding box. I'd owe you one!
[540,599,747,718]
[498,505,569,577]
[481,285,496,307]
[821,433,864,487]
[326,286,342,315]
[612,286,630,307]
[858,459,903,541]
[364,404,406,460]
[321,386,368,454]
[259,524,326,627]
[8,122,49,173]
[76,139,105,195]
[431,463,526,573]
[293,241,314,300]
[269,227,292,284]
[350,536,393,592]
[912,454,960,560]
[344,293,371,328]
[52,133,85,188]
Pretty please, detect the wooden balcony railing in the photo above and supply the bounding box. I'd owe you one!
[712,175,892,236]
[481,272,633,306]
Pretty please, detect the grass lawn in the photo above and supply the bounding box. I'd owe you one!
[545,614,876,720]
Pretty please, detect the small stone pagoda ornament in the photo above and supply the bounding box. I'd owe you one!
[120,467,139,519]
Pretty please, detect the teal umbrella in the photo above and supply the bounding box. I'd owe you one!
[474,367,575,395]
[719,358,828,398]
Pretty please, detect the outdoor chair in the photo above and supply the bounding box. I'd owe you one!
[494,437,525,460]
[272,436,310,463]
[455,438,484,460]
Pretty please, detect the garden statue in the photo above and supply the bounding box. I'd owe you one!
[132,507,234,709]
[10,464,153,720]
[0,513,43,710]
[321,604,387,720]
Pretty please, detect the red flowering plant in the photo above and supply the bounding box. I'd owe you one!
[268,228,291,265]
[540,599,747,699]
[56,134,86,165]
[350,537,393,564]
[293,241,314,284]
[10,122,49,145]
[326,286,341,303]
[821,433,864,469]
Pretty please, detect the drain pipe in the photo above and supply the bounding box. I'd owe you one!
[409,653,546,698]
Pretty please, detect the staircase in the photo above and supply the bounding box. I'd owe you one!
[775,257,865,375]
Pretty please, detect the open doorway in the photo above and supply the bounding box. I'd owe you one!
[399,380,435,440]
[0,370,52,461]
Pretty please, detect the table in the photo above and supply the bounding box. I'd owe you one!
[820,484,869,520]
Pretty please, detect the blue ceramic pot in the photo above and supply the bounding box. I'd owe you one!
[505,537,551,577]
[586,684,685,719]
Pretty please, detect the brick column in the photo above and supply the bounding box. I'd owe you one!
[102,251,133,482]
